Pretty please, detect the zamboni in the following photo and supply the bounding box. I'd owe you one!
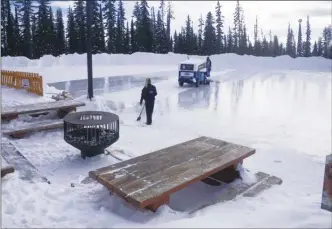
[178,57,212,87]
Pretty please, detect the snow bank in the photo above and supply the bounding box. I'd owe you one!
[2,52,331,73]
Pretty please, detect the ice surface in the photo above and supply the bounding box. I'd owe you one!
[1,52,331,228]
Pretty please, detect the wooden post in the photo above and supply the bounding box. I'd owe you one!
[1,165,15,178]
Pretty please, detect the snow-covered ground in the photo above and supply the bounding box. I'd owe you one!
[1,53,331,228]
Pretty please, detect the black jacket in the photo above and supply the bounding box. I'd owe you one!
[140,84,157,104]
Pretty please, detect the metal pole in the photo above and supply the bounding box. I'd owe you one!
[86,0,93,99]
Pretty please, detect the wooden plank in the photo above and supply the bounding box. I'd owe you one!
[90,136,208,178]
[2,120,63,136]
[1,165,15,178]
[1,141,50,183]
[91,137,255,209]
[1,99,85,117]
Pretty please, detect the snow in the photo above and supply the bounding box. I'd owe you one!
[1,52,331,228]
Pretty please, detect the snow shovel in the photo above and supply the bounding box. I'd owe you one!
[136,104,145,121]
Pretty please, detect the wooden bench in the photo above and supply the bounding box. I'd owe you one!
[2,120,63,138]
[89,136,255,212]
[1,99,85,121]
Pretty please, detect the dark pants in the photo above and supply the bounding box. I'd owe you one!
[145,100,155,124]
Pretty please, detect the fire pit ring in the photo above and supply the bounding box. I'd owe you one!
[63,111,119,159]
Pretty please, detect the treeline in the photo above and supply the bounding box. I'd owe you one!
[1,0,331,59]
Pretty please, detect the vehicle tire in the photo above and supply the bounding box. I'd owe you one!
[179,81,184,87]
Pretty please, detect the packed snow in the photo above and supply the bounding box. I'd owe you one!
[1,52,331,228]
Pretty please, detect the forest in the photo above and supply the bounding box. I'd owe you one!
[1,0,332,59]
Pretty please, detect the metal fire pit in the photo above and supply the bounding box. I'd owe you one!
[63,111,119,159]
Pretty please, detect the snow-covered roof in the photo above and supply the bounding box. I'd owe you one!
[179,58,206,65]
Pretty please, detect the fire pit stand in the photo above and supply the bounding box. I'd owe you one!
[63,111,119,159]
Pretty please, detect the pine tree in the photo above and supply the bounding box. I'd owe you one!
[322,26,332,58]
[227,26,233,53]
[49,7,57,56]
[136,0,153,52]
[155,9,167,53]
[197,14,204,55]
[215,0,224,54]
[166,2,174,52]
[124,21,130,53]
[16,0,34,58]
[202,11,217,55]
[13,5,22,56]
[130,17,137,53]
[272,35,280,57]
[1,0,9,56]
[73,0,86,54]
[102,0,117,53]
[233,0,242,53]
[317,37,323,56]
[31,13,37,57]
[253,16,261,56]
[54,8,66,56]
[150,7,156,52]
[303,15,311,57]
[98,3,105,53]
[297,19,303,57]
[286,23,294,57]
[115,0,126,53]
[66,6,78,54]
[312,41,318,56]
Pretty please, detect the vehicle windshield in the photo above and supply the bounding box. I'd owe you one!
[180,64,194,71]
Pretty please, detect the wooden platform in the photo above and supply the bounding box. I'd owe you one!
[1,141,50,183]
[1,99,85,121]
[2,120,63,138]
[89,136,256,212]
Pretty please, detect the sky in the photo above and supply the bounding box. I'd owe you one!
[51,1,331,44]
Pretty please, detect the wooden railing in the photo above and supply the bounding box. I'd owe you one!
[1,70,43,96]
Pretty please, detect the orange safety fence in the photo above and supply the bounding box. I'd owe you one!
[1,70,43,96]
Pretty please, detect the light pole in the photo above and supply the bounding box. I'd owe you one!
[86,0,93,100]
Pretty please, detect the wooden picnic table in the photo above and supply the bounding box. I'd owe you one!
[89,136,256,212]
[1,99,85,120]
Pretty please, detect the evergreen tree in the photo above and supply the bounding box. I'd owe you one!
[13,5,22,56]
[48,7,57,56]
[31,12,37,57]
[166,2,174,52]
[322,26,332,58]
[197,14,204,55]
[130,17,137,53]
[102,0,117,53]
[312,41,318,56]
[54,8,66,56]
[272,35,280,57]
[1,0,9,56]
[297,19,303,57]
[73,0,86,54]
[155,9,168,53]
[115,0,126,53]
[317,37,323,56]
[150,7,156,52]
[215,0,224,54]
[16,0,34,58]
[253,16,261,56]
[136,0,153,52]
[66,6,78,54]
[303,15,311,57]
[233,0,243,53]
[227,26,233,53]
[124,21,130,53]
[98,3,105,53]
[202,11,216,55]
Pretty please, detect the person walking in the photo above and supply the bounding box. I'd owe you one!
[139,78,157,125]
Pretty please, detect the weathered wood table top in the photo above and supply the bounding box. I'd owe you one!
[1,99,85,116]
[89,136,256,208]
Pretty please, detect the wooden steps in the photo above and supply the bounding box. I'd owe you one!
[2,120,63,138]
